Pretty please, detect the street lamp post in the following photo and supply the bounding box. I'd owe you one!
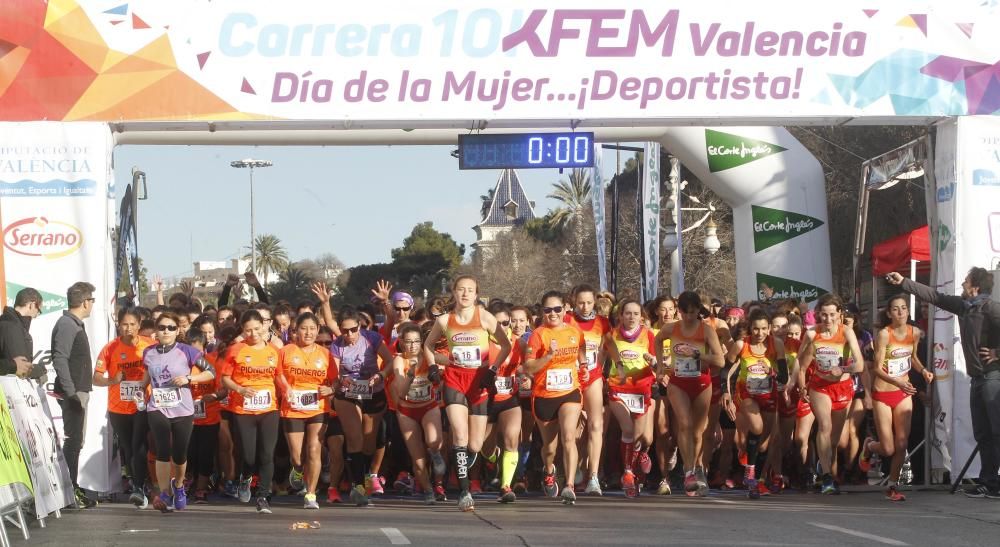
[662,167,721,295]
[230,159,272,277]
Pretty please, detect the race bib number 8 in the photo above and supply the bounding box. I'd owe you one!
[618,392,645,414]
[546,369,574,391]
[886,356,911,378]
[674,356,700,378]
[152,387,181,409]
[119,381,143,402]
[291,390,320,411]
[244,389,273,411]
[452,347,481,368]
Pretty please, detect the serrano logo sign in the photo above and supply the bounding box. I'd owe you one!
[3,217,83,259]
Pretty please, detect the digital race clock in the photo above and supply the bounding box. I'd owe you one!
[458,132,594,170]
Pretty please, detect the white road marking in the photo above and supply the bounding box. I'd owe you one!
[381,527,411,545]
[808,522,908,545]
[709,498,738,504]
[123,529,160,533]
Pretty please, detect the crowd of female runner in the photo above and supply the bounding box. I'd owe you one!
[93,274,933,514]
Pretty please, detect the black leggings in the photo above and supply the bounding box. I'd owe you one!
[188,424,220,479]
[147,411,194,464]
[232,411,280,497]
[109,411,149,489]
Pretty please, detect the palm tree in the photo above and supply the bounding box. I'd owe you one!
[243,234,289,287]
[546,168,592,254]
[270,263,313,302]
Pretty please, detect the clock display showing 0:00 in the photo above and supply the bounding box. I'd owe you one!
[458,132,594,170]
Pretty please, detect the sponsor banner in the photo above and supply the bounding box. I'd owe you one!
[657,126,831,304]
[114,183,140,305]
[751,205,824,252]
[706,130,787,173]
[755,272,826,303]
[641,142,660,302]
[933,116,1000,479]
[0,378,75,517]
[0,383,32,502]
[0,122,115,493]
[591,145,608,292]
[1,1,999,122]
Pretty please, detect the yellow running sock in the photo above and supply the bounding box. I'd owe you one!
[500,450,519,488]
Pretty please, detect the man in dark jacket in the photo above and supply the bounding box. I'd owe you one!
[51,281,98,508]
[0,287,41,378]
[888,267,1000,497]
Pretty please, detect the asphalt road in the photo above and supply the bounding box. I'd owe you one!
[13,487,1000,546]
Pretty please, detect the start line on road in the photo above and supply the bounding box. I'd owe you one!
[20,489,1000,547]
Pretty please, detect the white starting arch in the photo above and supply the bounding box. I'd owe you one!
[1,0,998,494]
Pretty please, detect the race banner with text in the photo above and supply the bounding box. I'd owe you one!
[0,378,75,517]
[0,122,116,493]
[591,145,608,292]
[641,142,660,302]
[0,0,998,122]
[0,382,32,507]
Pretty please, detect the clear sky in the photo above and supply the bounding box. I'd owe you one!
[113,144,630,282]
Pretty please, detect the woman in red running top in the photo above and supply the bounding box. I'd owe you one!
[722,309,791,499]
[860,294,932,502]
[423,275,511,512]
[604,299,657,498]
[653,291,724,497]
[796,294,865,494]
[393,323,446,505]
[564,285,610,495]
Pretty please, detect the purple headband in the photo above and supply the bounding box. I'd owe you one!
[391,291,414,307]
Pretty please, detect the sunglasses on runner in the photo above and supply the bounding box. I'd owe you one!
[342,326,360,334]
[394,306,412,312]
[542,306,563,314]
[157,324,179,332]
[500,320,511,327]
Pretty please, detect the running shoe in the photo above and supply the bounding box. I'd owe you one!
[172,480,188,511]
[152,491,173,513]
[350,484,369,506]
[636,451,653,475]
[289,467,305,492]
[820,474,838,495]
[458,490,475,512]
[963,483,991,498]
[193,490,208,505]
[859,437,875,473]
[304,493,320,509]
[498,486,516,503]
[695,467,710,497]
[683,471,698,496]
[256,496,272,514]
[74,487,98,509]
[542,470,560,498]
[657,478,672,496]
[424,491,436,505]
[238,476,253,503]
[757,480,772,497]
[584,475,603,496]
[431,452,447,478]
[369,474,385,495]
[327,486,342,504]
[622,471,639,499]
[769,473,784,494]
[470,479,483,494]
[512,480,528,494]
[223,480,239,499]
[885,486,906,502]
[561,486,576,505]
[746,478,760,500]
[393,472,415,494]
[434,483,448,502]
[129,487,148,509]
